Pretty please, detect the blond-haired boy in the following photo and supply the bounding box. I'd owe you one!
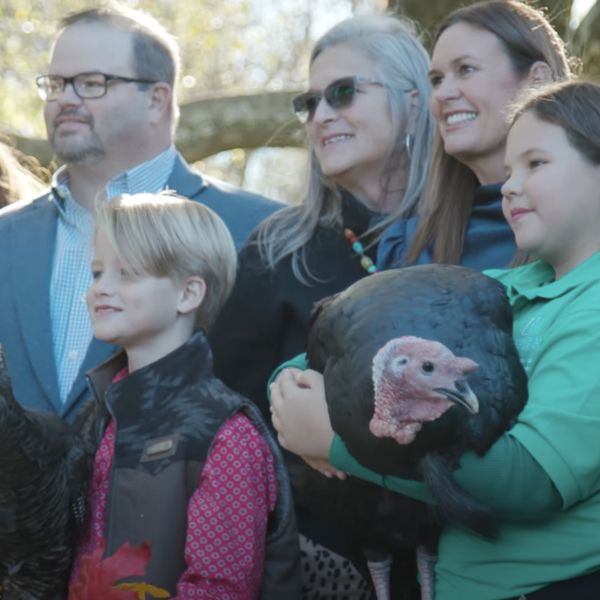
[71,193,299,598]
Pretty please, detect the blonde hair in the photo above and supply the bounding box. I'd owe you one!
[94,193,237,330]
[257,13,434,283]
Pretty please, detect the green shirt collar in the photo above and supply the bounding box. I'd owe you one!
[500,250,600,302]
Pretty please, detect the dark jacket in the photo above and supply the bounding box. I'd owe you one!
[79,332,300,599]
[376,183,516,271]
[0,152,282,421]
[210,192,381,553]
[210,192,381,420]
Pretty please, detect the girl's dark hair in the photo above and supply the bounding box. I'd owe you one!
[404,0,572,266]
[511,80,600,166]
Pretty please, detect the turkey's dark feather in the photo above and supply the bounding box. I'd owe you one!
[0,347,89,600]
[300,265,527,589]
[308,266,527,478]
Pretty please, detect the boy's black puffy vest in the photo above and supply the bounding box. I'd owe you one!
[81,332,301,599]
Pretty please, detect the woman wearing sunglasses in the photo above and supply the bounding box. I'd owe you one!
[210,13,434,599]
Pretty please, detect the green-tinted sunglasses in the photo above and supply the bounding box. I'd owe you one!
[293,76,384,124]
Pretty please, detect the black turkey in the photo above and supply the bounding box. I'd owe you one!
[299,265,528,600]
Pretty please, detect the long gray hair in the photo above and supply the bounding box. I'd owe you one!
[256,13,434,282]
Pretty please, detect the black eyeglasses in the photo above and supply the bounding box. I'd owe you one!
[36,72,158,101]
[292,76,384,124]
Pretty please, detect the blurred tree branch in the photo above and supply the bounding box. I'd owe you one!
[12,91,305,167]
[177,91,305,162]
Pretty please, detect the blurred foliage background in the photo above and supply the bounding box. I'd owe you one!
[0,0,597,203]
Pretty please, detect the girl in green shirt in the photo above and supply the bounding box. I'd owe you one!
[270,81,600,600]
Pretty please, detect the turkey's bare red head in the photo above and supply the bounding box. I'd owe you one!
[370,336,479,445]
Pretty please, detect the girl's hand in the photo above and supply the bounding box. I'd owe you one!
[301,456,348,480]
[270,368,347,480]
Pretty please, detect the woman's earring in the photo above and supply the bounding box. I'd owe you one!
[405,134,412,161]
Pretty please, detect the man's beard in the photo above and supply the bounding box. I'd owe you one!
[49,111,106,165]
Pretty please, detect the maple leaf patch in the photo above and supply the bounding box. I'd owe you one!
[68,539,169,600]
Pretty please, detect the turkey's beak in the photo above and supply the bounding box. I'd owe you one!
[433,380,479,414]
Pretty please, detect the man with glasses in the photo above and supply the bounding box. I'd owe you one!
[0,3,281,422]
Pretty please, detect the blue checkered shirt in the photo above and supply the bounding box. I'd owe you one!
[50,145,177,403]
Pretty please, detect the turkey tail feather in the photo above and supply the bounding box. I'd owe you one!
[421,454,496,538]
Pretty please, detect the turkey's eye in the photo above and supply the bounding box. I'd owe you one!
[422,361,434,373]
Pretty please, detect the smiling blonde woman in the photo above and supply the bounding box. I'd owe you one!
[210,13,435,599]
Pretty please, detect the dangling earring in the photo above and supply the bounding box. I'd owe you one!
[404,133,412,160]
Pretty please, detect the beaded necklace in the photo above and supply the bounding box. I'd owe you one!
[344,228,377,274]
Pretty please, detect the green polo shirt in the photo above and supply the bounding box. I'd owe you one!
[271,251,600,599]
[327,251,600,600]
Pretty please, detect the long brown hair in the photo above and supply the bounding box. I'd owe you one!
[404,0,572,266]
[0,141,47,208]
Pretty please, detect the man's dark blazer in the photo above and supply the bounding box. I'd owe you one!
[0,152,282,422]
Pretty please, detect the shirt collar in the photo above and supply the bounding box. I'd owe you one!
[503,250,600,301]
[106,145,177,199]
[50,145,178,217]
[51,165,91,227]
[51,164,70,203]
[340,187,385,236]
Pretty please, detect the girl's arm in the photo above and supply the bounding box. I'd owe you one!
[268,353,308,385]
[331,431,561,514]
[269,356,349,480]
[270,356,561,515]
[501,307,600,508]
[175,413,277,599]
